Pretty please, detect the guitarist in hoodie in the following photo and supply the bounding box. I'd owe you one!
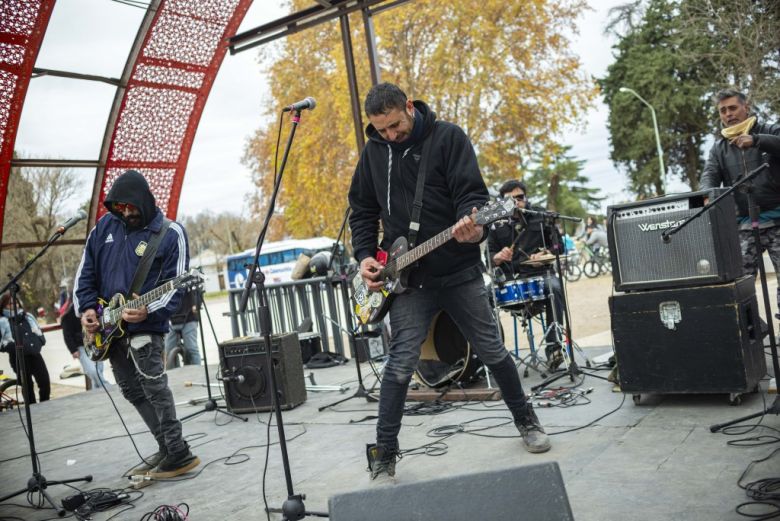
[349,83,551,480]
[74,170,199,478]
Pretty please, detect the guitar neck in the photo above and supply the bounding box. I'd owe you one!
[110,280,176,321]
[392,225,455,272]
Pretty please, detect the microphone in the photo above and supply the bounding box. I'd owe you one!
[56,210,87,234]
[223,373,245,384]
[282,96,316,112]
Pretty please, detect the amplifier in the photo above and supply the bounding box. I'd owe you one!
[609,275,766,397]
[607,188,743,292]
[218,333,306,413]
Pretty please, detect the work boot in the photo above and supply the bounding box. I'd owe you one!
[150,446,200,478]
[366,443,398,480]
[125,449,166,477]
[515,405,551,454]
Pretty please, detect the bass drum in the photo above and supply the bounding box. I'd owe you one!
[415,311,483,388]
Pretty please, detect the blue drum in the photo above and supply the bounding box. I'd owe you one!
[521,276,546,301]
[495,280,523,307]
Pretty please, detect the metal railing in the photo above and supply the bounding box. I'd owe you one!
[227,276,354,356]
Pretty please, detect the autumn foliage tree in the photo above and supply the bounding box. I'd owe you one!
[244,0,597,239]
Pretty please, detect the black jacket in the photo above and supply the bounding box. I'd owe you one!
[700,120,780,216]
[487,207,562,278]
[348,101,488,288]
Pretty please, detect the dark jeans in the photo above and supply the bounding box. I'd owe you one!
[109,333,186,455]
[377,275,529,450]
[8,350,50,403]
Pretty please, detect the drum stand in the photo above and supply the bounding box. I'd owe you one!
[509,306,549,378]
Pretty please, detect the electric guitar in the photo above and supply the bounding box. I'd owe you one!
[351,198,516,325]
[83,269,204,361]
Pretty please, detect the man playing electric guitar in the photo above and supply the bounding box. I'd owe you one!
[349,83,551,481]
[74,170,199,479]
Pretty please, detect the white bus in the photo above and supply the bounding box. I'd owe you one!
[225,237,336,288]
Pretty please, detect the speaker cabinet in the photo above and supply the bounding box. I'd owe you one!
[328,462,573,521]
[607,188,743,292]
[219,333,307,413]
[609,276,766,395]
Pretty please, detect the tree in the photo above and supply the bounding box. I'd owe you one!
[181,210,257,275]
[522,145,603,218]
[244,0,597,239]
[601,0,780,199]
[601,0,715,197]
[679,0,780,116]
[0,162,87,320]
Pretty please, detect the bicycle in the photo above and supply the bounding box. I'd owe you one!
[581,244,611,278]
[0,370,22,410]
[165,336,192,369]
[562,251,582,282]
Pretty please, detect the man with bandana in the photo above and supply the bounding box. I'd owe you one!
[700,89,780,311]
[74,170,199,478]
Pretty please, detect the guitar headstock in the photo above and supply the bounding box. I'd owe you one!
[474,197,516,226]
[177,269,205,290]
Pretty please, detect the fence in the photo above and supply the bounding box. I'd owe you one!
[227,276,356,356]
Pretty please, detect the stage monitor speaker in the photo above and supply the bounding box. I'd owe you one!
[610,275,766,395]
[328,462,574,521]
[218,333,307,413]
[607,188,743,292]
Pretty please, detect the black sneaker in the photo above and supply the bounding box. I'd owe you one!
[366,444,398,480]
[515,406,551,454]
[150,447,200,478]
[126,450,166,477]
[546,349,564,372]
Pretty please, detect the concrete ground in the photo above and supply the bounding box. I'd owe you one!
[0,341,777,520]
[0,272,778,520]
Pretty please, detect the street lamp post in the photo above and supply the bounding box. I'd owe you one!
[619,87,666,193]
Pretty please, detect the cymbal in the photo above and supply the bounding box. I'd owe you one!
[520,254,556,265]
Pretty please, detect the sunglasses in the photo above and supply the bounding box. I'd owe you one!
[113,202,137,212]
[512,194,527,201]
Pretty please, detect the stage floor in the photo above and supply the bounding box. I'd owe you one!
[0,347,777,521]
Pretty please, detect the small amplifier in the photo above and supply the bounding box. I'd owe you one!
[607,188,743,292]
[218,333,306,413]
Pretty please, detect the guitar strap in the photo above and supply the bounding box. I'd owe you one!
[407,123,437,249]
[128,218,172,298]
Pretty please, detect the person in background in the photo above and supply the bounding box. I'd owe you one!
[0,292,50,403]
[164,288,201,366]
[60,289,106,390]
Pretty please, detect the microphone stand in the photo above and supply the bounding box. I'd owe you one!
[318,207,379,412]
[684,164,780,432]
[180,286,246,422]
[520,209,603,392]
[0,227,92,516]
[238,109,326,520]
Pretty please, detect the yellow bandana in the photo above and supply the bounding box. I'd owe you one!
[721,116,756,140]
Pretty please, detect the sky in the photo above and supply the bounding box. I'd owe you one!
[13,0,680,220]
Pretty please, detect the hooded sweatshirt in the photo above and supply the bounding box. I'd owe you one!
[348,100,488,289]
[74,170,188,335]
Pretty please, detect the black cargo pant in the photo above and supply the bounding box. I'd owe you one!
[109,333,186,455]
